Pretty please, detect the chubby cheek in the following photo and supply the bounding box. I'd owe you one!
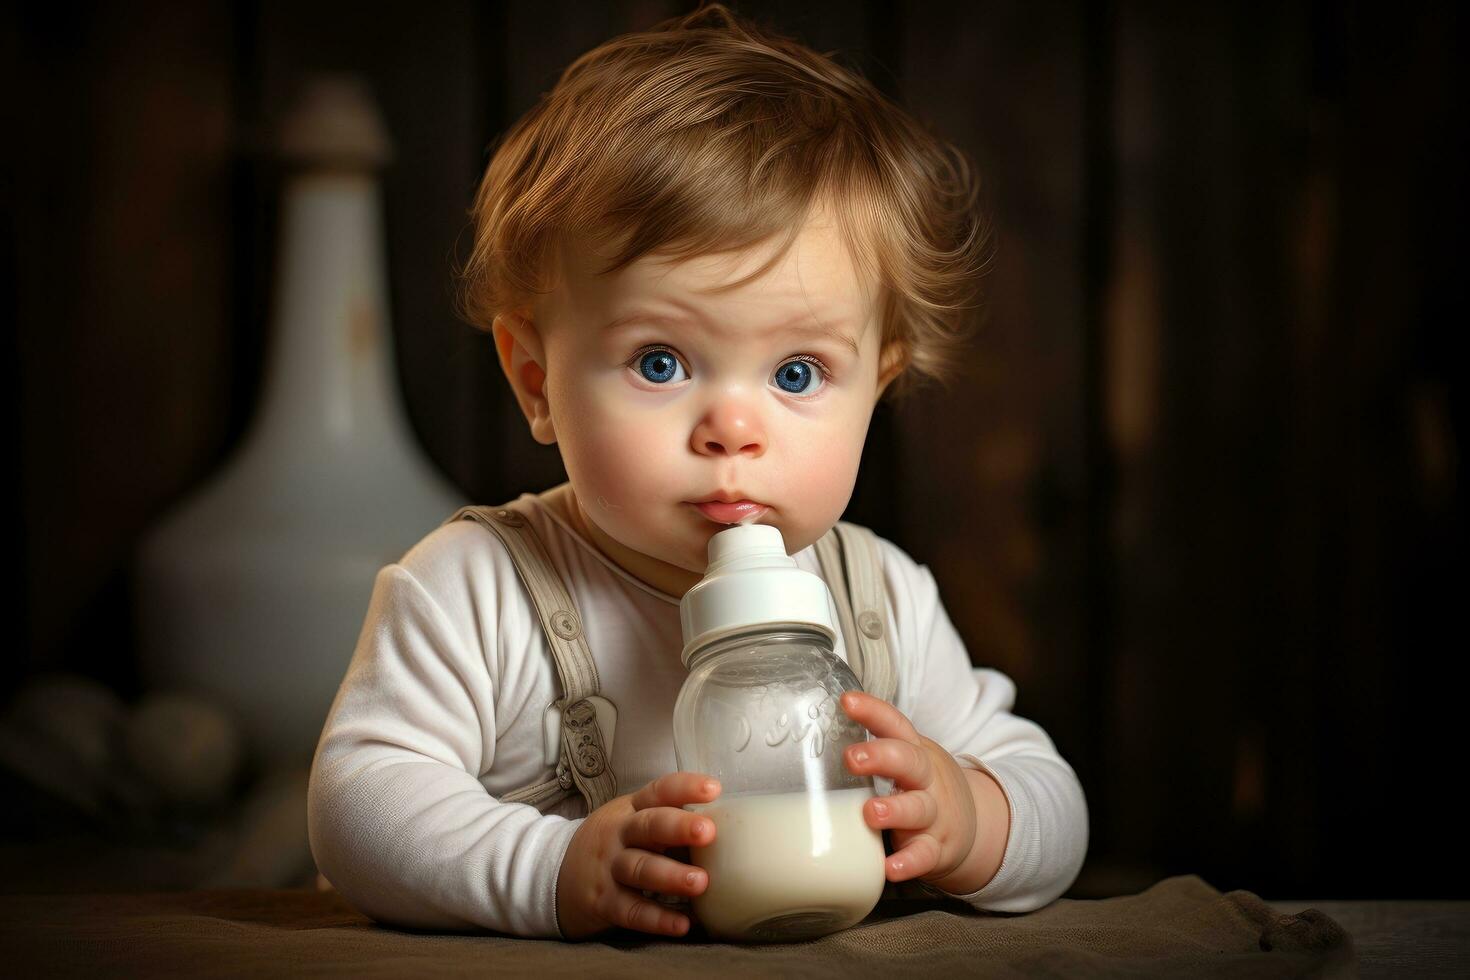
[558,408,665,503]
[553,386,710,568]
[768,419,864,551]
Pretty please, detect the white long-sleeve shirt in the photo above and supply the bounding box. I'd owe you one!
[307,486,1088,938]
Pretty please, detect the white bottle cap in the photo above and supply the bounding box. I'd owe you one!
[679,525,837,666]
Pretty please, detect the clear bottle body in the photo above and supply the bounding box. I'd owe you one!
[673,628,886,941]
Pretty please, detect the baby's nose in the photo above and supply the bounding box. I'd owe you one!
[691,400,765,458]
[699,434,763,456]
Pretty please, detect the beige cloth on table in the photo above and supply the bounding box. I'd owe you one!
[0,874,1353,978]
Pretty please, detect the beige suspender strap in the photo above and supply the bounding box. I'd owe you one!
[813,521,898,704]
[814,531,862,681]
[445,504,618,813]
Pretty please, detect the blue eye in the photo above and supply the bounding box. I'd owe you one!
[773,357,825,395]
[636,348,686,384]
[631,348,825,393]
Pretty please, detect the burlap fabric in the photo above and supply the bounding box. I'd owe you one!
[0,874,1353,977]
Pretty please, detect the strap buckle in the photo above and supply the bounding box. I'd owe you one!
[542,695,618,770]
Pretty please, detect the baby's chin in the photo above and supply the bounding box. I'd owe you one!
[596,520,708,576]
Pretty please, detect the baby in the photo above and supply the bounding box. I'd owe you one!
[308,3,1087,940]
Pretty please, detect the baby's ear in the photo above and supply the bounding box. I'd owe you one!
[492,311,557,446]
[875,340,907,398]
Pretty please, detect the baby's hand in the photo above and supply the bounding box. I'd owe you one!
[555,772,720,940]
[840,691,979,889]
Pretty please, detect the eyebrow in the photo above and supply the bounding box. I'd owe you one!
[601,309,861,357]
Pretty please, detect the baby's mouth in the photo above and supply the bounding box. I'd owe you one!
[689,500,769,525]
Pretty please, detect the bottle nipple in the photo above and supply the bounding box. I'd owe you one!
[705,524,788,571]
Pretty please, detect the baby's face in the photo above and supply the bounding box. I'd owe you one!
[529,207,893,594]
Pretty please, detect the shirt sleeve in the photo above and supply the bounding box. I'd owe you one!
[306,555,578,938]
[883,542,1089,913]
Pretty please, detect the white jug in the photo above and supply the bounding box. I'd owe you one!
[134,75,464,766]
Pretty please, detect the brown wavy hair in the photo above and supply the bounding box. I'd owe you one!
[458,2,991,400]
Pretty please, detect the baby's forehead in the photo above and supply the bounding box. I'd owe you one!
[551,217,879,333]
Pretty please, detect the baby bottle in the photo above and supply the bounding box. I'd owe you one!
[673,524,886,942]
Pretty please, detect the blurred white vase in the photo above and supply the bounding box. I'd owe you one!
[135,75,464,766]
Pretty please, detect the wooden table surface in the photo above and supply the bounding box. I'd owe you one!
[0,887,1458,975]
[1269,900,1469,978]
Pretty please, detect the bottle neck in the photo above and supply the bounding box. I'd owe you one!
[683,625,833,671]
[246,171,407,460]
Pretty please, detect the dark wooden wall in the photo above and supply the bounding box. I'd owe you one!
[5,0,1465,898]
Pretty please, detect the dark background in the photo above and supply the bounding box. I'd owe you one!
[4,0,1465,900]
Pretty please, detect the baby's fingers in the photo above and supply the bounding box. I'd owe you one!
[841,691,922,744]
[846,737,933,790]
[866,790,938,831]
[630,772,721,810]
[624,806,716,851]
[886,833,942,883]
[600,885,691,938]
[612,848,709,898]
